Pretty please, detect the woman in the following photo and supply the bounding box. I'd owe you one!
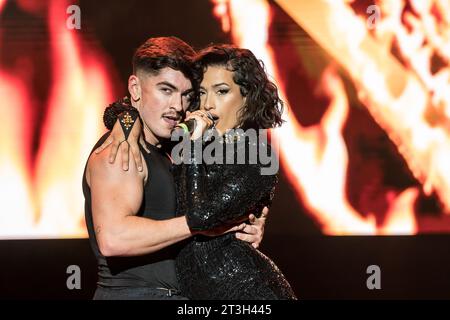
[173,44,295,300]
[103,44,296,300]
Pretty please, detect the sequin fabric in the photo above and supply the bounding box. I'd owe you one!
[173,134,297,300]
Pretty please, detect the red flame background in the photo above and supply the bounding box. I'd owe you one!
[1,0,450,237]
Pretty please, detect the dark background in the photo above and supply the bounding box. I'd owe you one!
[2,236,450,299]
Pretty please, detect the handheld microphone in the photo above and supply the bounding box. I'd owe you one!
[174,118,197,134]
[172,112,216,135]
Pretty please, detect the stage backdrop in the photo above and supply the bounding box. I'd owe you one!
[1,0,450,238]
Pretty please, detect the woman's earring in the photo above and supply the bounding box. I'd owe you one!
[132,96,140,102]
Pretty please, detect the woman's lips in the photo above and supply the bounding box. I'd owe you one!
[206,112,219,127]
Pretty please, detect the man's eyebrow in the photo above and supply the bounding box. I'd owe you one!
[156,81,178,90]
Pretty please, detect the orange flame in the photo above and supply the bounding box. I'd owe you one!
[369,0,450,208]
[0,1,36,238]
[272,0,450,231]
[34,0,113,237]
[0,72,36,238]
[0,0,114,238]
[211,0,231,33]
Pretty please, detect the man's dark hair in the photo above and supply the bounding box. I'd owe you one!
[191,44,284,129]
[133,36,197,80]
[133,36,200,107]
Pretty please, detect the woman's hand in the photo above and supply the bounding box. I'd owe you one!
[185,110,214,140]
[95,117,143,171]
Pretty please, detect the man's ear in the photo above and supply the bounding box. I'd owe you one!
[128,75,141,103]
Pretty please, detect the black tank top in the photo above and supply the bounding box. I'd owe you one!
[83,133,180,289]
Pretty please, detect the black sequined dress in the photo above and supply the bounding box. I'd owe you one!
[173,131,297,300]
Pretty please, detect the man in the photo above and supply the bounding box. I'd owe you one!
[83,37,266,300]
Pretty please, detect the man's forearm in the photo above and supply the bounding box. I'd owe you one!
[99,215,192,257]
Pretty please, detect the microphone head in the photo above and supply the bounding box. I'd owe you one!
[172,118,196,134]
[171,113,216,137]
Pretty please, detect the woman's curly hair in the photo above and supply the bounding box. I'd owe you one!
[190,44,284,129]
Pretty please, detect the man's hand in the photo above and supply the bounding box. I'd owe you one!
[196,222,246,238]
[95,118,143,171]
[197,207,269,248]
[236,207,269,249]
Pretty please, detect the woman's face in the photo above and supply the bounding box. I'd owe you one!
[199,65,246,135]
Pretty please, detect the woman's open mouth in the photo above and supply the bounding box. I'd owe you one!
[206,112,219,126]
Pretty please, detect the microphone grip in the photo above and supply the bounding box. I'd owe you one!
[173,119,197,134]
[172,112,215,135]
